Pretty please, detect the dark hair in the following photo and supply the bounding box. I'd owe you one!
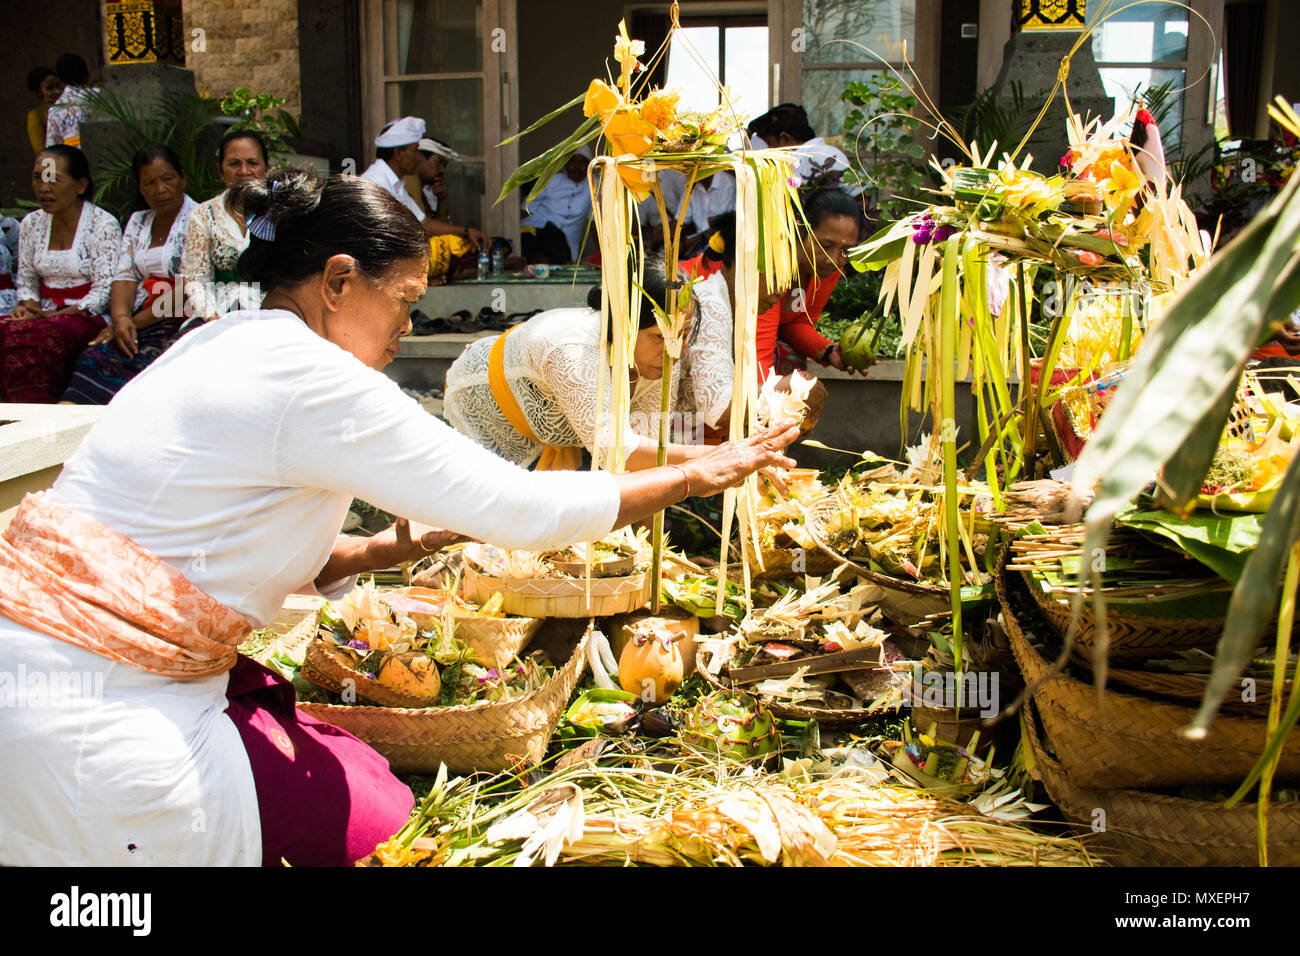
[228,166,430,292]
[37,144,94,199]
[586,255,683,337]
[218,128,269,166]
[748,103,815,144]
[130,144,184,210]
[27,67,55,92]
[54,53,89,86]
[802,187,861,230]
[702,211,738,268]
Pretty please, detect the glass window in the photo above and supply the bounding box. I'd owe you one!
[664,23,770,124]
[802,68,882,144]
[802,0,916,64]
[1098,67,1186,145]
[1088,1,1188,64]
[392,78,485,155]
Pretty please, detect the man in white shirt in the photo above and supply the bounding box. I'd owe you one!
[520,146,594,262]
[745,103,861,194]
[361,117,486,276]
[638,169,736,243]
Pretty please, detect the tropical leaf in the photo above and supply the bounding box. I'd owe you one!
[498,115,600,205]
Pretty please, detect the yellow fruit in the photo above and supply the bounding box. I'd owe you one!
[612,608,699,676]
[618,628,684,703]
[377,652,441,703]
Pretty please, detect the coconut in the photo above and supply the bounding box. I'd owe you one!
[376,651,441,703]
[617,623,685,703]
[611,608,699,675]
[681,691,779,761]
[838,320,877,371]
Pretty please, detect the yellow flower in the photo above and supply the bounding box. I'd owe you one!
[640,89,680,131]
[1099,158,1142,220]
[583,78,620,118]
[613,19,645,92]
[604,110,657,159]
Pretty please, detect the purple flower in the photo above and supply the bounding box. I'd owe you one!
[932,224,957,243]
[346,639,370,651]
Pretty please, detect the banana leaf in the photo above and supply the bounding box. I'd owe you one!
[497,115,601,205]
[1070,158,1300,726]
[1114,506,1264,583]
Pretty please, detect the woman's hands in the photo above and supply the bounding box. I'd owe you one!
[8,299,45,321]
[683,423,801,497]
[823,344,871,375]
[368,517,476,568]
[92,314,139,356]
[612,423,801,529]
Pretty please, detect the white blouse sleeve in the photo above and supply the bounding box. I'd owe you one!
[76,207,122,314]
[679,273,735,428]
[15,213,42,304]
[536,338,639,456]
[181,206,218,320]
[115,211,145,283]
[273,361,621,550]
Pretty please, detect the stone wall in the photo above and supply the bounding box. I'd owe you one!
[183,0,301,116]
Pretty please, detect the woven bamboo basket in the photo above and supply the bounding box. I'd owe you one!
[753,545,839,580]
[274,615,589,774]
[1023,697,1300,866]
[1021,569,1232,662]
[998,556,1300,789]
[462,563,651,618]
[1107,668,1283,715]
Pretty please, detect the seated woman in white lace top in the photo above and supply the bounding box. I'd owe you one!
[444,260,737,470]
[181,130,269,321]
[62,145,198,404]
[1,145,120,402]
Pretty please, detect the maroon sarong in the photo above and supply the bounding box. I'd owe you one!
[224,655,415,867]
[0,281,105,403]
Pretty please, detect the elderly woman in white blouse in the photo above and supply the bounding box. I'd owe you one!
[0,144,120,402]
[180,129,269,322]
[0,166,799,867]
[61,144,197,404]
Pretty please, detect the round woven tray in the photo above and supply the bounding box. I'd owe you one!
[280,615,589,774]
[302,637,438,709]
[1023,696,1300,866]
[696,653,896,727]
[998,555,1300,789]
[804,493,951,599]
[1022,569,1232,662]
[463,563,652,618]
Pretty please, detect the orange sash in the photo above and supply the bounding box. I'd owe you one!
[487,326,583,471]
[0,493,251,680]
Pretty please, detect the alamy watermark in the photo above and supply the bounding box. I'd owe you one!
[0,665,104,707]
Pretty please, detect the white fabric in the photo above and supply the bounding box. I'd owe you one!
[180,190,253,319]
[44,85,96,147]
[0,215,19,315]
[444,304,734,466]
[422,183,440,216]
[418,137,458,160]
[521,174,592,261]
[360,158,427,223]
[0,307,621,866]
[792,138,861,194]
[637,170,736,234]
[374,115,425,147]
[15,202,121,314]
[115,195,197,311]
[677,271,735,429]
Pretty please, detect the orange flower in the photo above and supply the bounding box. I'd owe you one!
[583,79,620,118]
[604,110,657,158]
[640,89,680,131]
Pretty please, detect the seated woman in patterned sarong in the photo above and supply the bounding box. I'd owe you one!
[61,145,197,404]
[180,129,270,322]
[0,144,119,402]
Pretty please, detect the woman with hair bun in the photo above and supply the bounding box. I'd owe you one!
[61,144,197,403]
[0,144,120,402]
[0,166,799,866]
